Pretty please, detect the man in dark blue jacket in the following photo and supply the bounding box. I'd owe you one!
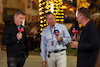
[69,7,100,67]
[2,10,28,67]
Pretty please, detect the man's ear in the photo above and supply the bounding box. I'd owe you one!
[81,15,84,19]
[14,16,15,19]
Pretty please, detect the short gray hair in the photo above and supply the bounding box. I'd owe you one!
[78,7,90,19]
[13,10,25,16]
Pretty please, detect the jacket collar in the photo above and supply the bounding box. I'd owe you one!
[12,21,23,28]
[12,21,18,28]
[82,20,93,31]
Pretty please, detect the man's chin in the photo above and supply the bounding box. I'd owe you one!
[20,23,22,25]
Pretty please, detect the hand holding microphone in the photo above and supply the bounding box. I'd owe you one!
[68,27,78,48]
[16,32,22,40]
[54,30,62,45]
[17,26,24,40]
[72,27,78,41]
[56,36,62,41]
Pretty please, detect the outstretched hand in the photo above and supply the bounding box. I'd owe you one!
[69,40,79,48]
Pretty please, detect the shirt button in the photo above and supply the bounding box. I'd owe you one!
[21,51,23,53]
[17,41,19,43]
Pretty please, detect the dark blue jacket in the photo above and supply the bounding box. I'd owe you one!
[77,20,100,67]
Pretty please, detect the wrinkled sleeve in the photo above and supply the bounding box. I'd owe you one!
[61,25,71,45]
[40,30,47,61]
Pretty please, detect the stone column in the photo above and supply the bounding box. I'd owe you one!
[25,0,32,23]
[0,0,3,24]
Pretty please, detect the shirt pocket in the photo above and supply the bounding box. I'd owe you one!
[45,35,52,41]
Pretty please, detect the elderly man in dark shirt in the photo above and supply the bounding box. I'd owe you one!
[2,10,28,67]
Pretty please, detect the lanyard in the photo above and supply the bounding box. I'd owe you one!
[50,26,55,46]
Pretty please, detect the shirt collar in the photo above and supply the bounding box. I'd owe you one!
[49,22,57,29]
[54,22,57,27]
[12,21,18,28]
[85,20,93,28]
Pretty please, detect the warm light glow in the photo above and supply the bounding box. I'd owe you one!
[40,17,44,19]
[39,0,64,35]
[42,2,45,5]
[62,5,68,9]
[56,19,59,21]
[44,24,47,26]
[39,3,42,7]
[77,0,90,9]
[51,3,54,13]
[61,19,64,21]
[62,16,64,18]
[39,12,42,15]
[38,0,41,3]
[44,20,46,22]
[40,33,42,35]
[40,28,43,31]
[79,24,83,28]
[40,21,43,23]
[51,0,54,3]
[69,8,74,12]
[39,7,43,11]
[40,24,43,27]
[46,23,48,25]
[45,10,48,13]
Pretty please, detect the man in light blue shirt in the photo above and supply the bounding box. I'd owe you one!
[40,13,71,67]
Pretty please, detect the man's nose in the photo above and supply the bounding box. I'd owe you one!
[51,19,53,21]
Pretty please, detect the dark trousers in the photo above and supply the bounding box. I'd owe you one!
[7,57,26,67]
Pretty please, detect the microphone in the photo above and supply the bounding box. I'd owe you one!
[72,27,78,41]
[18,26,24,42]
[18,26,24,33]
[54,30,60,45]
[18,19,25,33]
[54,30,59,36]
[17,19,25,42]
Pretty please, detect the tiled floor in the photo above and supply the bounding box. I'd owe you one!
[0,50,77,67]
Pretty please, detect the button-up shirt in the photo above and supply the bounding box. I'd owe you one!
[40,23,71,61]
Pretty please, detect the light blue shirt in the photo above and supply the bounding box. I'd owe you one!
[40,23,71,61]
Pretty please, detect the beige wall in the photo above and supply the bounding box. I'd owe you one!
[0,0,38,24]
[3,0,24,10]
[25,0,32,22]
[65,10,75,18]
[32,9,38,16]
[3,0,33,23]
